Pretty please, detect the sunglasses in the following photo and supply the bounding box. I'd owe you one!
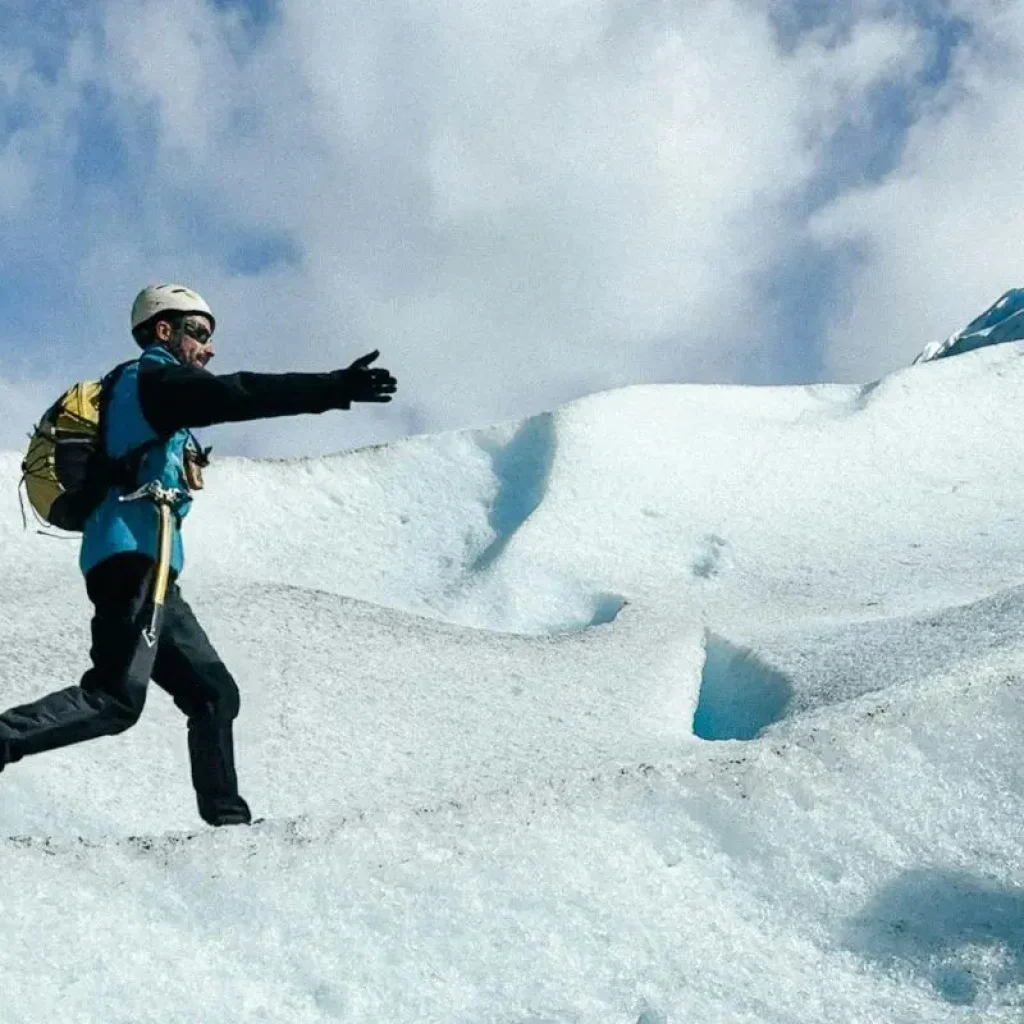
[181,320,214,345]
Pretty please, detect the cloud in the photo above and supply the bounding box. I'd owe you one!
[0,373,50,458]
[809,1,1024,380]
[0,0,989,456]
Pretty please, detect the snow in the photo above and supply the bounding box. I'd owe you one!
[2,344,1024,1022]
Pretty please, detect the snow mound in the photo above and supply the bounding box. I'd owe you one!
[2,343,1024,1021]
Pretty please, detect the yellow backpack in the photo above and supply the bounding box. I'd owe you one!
[19,363,132,532]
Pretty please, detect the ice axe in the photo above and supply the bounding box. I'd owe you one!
[119,482,186,647]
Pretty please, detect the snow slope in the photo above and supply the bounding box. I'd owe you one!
[1,344,1024,1022]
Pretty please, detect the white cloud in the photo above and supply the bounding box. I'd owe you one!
[0,45,79,223]
[809,2,1024,381]
[0,375,51,455]
[0,0,965,456]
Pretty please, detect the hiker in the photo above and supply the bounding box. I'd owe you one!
[2,284,397,826]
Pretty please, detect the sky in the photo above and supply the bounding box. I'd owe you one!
[3,344,1024,1020]
[1,0,1021,457]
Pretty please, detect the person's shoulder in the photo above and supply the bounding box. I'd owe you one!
[138,350,214,382]
[139,345,177,367]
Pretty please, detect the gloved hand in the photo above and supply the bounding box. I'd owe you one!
[329,350,397,406]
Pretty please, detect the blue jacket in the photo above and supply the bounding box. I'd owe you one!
[77,342,348,579]
[80,347,193,576]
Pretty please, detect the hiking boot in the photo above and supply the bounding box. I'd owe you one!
[198,795,252,827]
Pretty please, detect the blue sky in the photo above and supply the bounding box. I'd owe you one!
[1,0,1020,456]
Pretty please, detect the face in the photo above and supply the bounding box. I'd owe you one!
[156,315,215,368]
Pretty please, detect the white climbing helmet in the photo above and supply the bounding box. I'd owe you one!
[130,284,216,333]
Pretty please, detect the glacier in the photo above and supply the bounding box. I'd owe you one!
[1,343,1024,1022]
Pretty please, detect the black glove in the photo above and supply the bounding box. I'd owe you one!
[329,350,397,407]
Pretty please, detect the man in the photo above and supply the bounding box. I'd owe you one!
[0,284,397,826]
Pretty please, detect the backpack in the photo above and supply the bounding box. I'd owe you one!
[19,362,136,532]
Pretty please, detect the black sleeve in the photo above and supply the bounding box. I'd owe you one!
[137,362,347,435]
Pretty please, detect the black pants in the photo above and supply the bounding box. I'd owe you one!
[0,554,249,825]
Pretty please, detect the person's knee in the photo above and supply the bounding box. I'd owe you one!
[195,663,240,722]
[86,688,145,735]
[98,699,144,735]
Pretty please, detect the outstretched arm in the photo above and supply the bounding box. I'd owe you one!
[137,351,397,434]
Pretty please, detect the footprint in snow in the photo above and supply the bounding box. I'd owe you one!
[692,533,728,579]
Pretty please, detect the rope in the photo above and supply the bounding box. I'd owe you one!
[17,476,28,531]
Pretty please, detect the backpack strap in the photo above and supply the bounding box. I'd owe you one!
[97,360,134,424]
[99,359,206,500]
[98,360,164,492]
[109,439,164,491]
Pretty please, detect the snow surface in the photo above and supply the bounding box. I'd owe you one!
[2,345,1024,1022]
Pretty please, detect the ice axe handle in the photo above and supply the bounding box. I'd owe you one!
[145,502,174,645]
[119,484,182,646]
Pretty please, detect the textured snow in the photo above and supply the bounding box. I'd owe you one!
[1,344,1024,1022]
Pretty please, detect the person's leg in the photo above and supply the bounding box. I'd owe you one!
[0,554,156,768]
[151,584,251,826]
